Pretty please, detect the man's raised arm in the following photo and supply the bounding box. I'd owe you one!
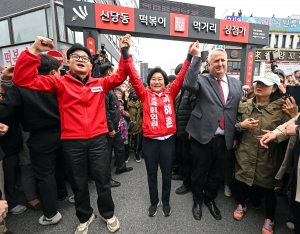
[183,41,201,95]
[13,36,58,93]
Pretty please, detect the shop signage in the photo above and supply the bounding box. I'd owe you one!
[226,49,300,62]
[64,0,269,46]
[2,43,31,67]
[243,16,300,32]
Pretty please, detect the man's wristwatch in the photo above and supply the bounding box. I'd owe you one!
[296,125,300,135]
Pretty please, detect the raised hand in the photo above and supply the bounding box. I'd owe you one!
[28,36,54,55]
[119,34,131,49]
[189,41,200,57]
[282,96,298,118]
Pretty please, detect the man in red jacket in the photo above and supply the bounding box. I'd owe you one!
[13,35,132,233]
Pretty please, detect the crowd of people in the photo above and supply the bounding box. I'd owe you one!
[0,34,299,234]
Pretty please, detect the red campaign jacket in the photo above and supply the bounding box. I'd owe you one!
[125,59,191,138]
[13,50,130,140]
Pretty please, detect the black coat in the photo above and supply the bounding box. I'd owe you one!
[105,90,120,132]
[176,89,196,137]
[0,85,60,133]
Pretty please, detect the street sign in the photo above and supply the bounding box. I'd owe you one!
[47,50,64,64]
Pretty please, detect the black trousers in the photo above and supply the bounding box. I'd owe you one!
[143,136,175,206]
[237,181,276,221]
[190,136,230,203]
[27,130,62,217]
[177,135,192,186]
[63,134,114,223]
[3,153,19,210]
[130,132,142,156]
[224,149,235,186]
[107,131,125,169]
[172,135,179,174]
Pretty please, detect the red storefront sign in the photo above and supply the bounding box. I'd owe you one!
[219,20,250,43]
[95,4,135,32]
[170,13,189,37]
[246,51,254,86]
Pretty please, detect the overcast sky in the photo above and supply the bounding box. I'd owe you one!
[140,0,300,75]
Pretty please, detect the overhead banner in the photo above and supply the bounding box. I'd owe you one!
[64,0,269,46]
[243,16,300,32]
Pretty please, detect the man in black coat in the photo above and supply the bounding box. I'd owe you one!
[98,62,133,187]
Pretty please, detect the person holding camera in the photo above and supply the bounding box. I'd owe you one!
[233,72,298,234]
[124,41,197,217]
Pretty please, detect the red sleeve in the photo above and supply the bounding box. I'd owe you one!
[12,50,59,93]
[124,57,147,102]
[102,55,129,92]
[169,59,191,99]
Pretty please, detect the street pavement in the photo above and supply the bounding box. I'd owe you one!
[6,152,293,234]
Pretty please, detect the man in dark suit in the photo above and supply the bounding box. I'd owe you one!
[183,46,242,221]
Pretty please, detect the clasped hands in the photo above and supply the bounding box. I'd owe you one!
[188,40,201,57]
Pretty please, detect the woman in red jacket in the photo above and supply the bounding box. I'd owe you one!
[125,42,200,217]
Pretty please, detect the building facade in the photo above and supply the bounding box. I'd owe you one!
[0,0,142,69]
[222,15,300,79]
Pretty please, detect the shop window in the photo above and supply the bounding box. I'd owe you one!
[75,32,84,44]
[0,20,10,47]
[274,35,279,48]
[227,62,233,72]
[282,35,286,48]
[289,35,294,48]
[254,62,260,75]
[46,8,53,39]
[12,10,47,44]
[56,6,66,42]
[67,28,75,44]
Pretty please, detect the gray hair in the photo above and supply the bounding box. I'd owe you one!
[207,48,227,63]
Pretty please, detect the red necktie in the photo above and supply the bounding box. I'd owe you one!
[217,79,225,129]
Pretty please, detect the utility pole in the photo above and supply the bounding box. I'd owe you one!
[50,0,58,49]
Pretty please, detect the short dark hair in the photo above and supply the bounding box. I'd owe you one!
[147,67,168,87]
[174,63,183,75]
[99,62,114,77]
[202,70,210,74]
[269,84,281,102]
[115,87,123,94]
[38,54,61,75]
[168,75,176,83]
[67,43,92,60]
[294,70,300,75]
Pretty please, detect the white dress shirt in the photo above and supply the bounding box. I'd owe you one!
[214,75,229,135]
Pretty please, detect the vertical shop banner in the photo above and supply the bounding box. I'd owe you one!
[245,51,255,86]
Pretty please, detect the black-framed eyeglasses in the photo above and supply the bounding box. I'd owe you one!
[70,54,90,63]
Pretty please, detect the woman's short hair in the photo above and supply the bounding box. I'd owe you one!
[147,67,168,87]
